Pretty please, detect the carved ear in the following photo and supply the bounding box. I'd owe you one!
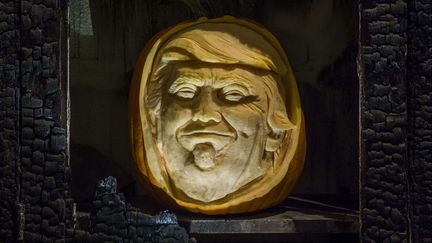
[265,133,284,152]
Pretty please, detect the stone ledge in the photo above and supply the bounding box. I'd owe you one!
[177,197,358,235]
[126,195,359,242]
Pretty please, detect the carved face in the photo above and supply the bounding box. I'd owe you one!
[157,63,273,202]
[130,17,305,214]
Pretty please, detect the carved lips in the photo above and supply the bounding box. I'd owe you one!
[176,119,237,153]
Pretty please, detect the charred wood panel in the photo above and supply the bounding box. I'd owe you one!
[359,0,432,242]
[407,0,432,242]
[359,0,410,242]
[19,0,73,241]
[0,0,20,241]
[71,177,190,242]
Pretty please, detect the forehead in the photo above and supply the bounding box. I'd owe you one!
[168,62,272,84]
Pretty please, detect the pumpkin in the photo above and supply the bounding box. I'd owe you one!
[129,16,306,215]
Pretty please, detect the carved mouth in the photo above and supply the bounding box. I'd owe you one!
[177,132,235,152]
[176,120,237,152]
[181,130,234,137]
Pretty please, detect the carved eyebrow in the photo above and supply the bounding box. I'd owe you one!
[168,74,204,93]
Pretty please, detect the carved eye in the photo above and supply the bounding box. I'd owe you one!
[219,86,248,103]
[173,85,198,100]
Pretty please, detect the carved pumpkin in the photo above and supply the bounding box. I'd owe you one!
[129,16,306,215]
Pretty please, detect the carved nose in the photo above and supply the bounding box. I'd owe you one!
[192,90,222,123]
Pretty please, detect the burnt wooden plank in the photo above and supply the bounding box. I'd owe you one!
[19,0,73,241]
[0,0,20,241]
[71,177,190,242]
[359,0,410,242]
[407,0,432,242]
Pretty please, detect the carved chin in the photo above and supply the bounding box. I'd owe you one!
[192,143,216,171]
[167,140,267,202]
[178,134,234,171]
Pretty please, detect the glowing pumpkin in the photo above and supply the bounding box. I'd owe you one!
[129,16,306,215]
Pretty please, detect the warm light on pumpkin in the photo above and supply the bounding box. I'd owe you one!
[129,16,306,215]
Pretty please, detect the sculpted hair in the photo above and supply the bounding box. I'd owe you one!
[146,23,295,151]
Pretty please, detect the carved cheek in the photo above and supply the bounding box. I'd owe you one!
[221,106,265,137]
[161,102,193,131]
